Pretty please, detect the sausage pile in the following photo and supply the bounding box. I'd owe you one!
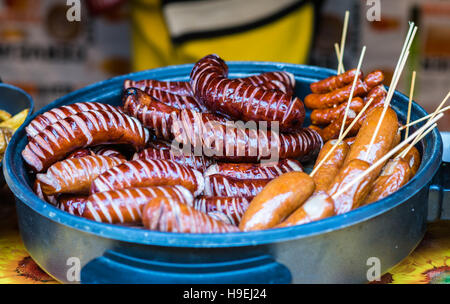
[305,69,387,141]
[23,54,326,233]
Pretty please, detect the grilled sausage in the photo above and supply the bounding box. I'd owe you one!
[124,79,193,96]
[190,54,305,132]
[22,110,149,172]
[142,196,239,233]
[203,175,269,197]
[304,71,384,109]
[37,155,124,196]
[67,148,94,159]
[91,159,204,196]
[25,102,122,138]
[312,140,350,191]
[58,194,88,216]
[310,97,364,125]
[33,179,57,205]
[277,191,335,227]
[133,146,214,173]
[144,87,207,112]
[237,71,295,95]
[363,158,412,205]
[172,109,322,162]
[239,172,315,231]
[310,109,360,142]
[82,185,193,224]
[92,146,127,160]
[395,146,421,176]
[310,69,363,94]
[204,159,303,180]
[193,196,251,226]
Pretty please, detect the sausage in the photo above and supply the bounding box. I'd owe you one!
[124,79,193,96]
[67,148,94,159]
[276,191,335,227]
[312,140,350,191]
[25,102,122,138]
[142,196,239,233]
[204,159,303,180]
[22,110,149,172]
[82,185,193,224]
[193,196,251,226]
[172,109,323,162]
[203,175,269,197]
[310,109,360,142]
[37,155,125,196]
[92,146,127,160]
[144,87,207,112]
[363,158,412,205]
[33,179,57,205]
[57,194,88,216]
[343,107,398,170]
[190,54,305,132]
[304,71,384,109]
[355,85,387,126]
[237,71,295,95]
[395,146,421,176]
[132,146,214,173]
[239,172,315,231]
[327,159,373,214]
[344,136,356,146]
[310,97,364,125]
[310,69,363,94]
[91,159,204,196]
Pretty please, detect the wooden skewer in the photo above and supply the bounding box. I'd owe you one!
[337,11,350,75]
[405,71,416,139]
[339,46,366,139]
[332,113,443,200]
[399,123,437,159]
[310,97,375,177]
[334,43,345,74]
[399,105,450,131]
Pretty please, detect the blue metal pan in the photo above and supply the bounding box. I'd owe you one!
[3,62,449,283]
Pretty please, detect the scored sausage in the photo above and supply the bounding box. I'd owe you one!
[124,79,193,96]
[310,69,363,94]
[82,185,193,224]
[237,71,295,95]
[22,110,149,172]
[239,172,315,231]
[144,87,207,112]
[142,196,239,233]
[37,155,125,195]
[58,194,88,216]
[91,159,204,196]
[193,196,251,226]
[203,175,269,197]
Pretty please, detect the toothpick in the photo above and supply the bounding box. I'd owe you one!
[405,71,416,139]
[400,123,436,159]
[310,97,375,177]
[399,105,450,131]
[332,113,443,199]
[339,46,366,139]
[334,43,345,74]
[337,11,350,75]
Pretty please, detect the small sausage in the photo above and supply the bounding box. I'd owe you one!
[133,146,214,173]
[124,79,193,96]
[142,196,239,233]
[22,110,149,172]
[37,155,125,196]
[363,158,412,205]
[310,97,364,125]
[304,71,384,109]
[91,159,204,196]
[239,172,315,231]
[144,87,207,112]
[395,146,421,176]
[310,109,359,142]
[204,159,303,180]
[190,54,305,132]
[355,85,387,127]
[82,185,193,224]
[276,191,335,227]
[327,159,373,214]
[203,175,269,197]
[312,140,350,191]
[310,69,363,94]
[25,102,122,138]
[193,196,251,226]
[58,194,88,216]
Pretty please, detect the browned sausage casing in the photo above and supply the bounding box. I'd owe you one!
[82,185,193,224]
[144,87,207,112]
[33,179,57,205]
[194,196,251,226]
[395,146,421,176]
[239,172,315,231]
[37,155,125,196]
[310,97,364,125]
[25,102,122,138]
[190,54,305,132]
[58,194,88,216]
[312,140,350,191]
[142,196,239,233]
[204,159,303,180]
[204,175,269,197]
[22,110,149,172]
[310,109,360,142]
[237,71,295,95]
[124,79,193,96]
[310,69,363,94]
[363,158,412,205]
[67,148,94,159]
[277,191,335,227]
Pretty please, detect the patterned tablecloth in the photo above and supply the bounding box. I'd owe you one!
[0,186,449,284]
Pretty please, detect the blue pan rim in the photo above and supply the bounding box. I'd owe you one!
[3,62,443,248]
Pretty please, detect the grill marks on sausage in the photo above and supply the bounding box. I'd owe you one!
[124,79,193,96]
[144,88,207,112]
[204,175,269,197]
[194,196,250,226]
